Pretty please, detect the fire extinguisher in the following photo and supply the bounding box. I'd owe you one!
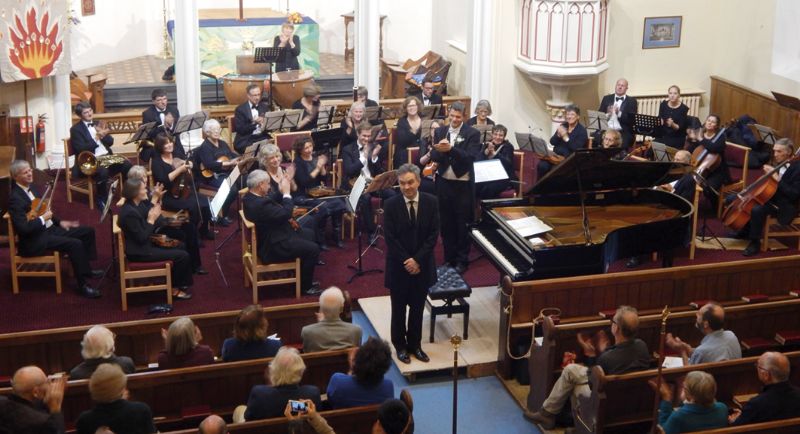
[35,114,47,154]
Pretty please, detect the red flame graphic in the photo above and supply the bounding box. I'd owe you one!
[7,7,63,79]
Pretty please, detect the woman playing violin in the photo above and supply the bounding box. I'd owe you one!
[289,138,347,249]
[688,114,730,204]
[151,133,213,240]
[196,118,240,226]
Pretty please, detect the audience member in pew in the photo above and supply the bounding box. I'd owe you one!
[283,397,412,434]
[327,337,394,409]
[75,364,156,434]
[665,303,741,366]
[0,365,67,434]
[301,286,362,352]
[157,317,215,369]
[651,370,729,434]
[729,351,800,426]
[198,414,228,434]
[244,346,322,421]
[69,325,136,380]
[525,305,651,429]
[221,304,282,362]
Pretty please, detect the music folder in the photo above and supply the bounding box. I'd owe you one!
[474,159,508,183]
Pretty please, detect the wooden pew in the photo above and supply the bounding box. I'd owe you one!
[684,416,800,433]
[0,349,351,432]
[571,351,800,434]
[499,255,800,378]
[162,389,415,434]
[527,298,800,412]
[0,299,353,377]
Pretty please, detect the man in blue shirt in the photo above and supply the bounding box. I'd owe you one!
[665,303,741,366]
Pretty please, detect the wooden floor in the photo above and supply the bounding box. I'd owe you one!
[360,285,500,379]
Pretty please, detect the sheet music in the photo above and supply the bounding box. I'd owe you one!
[348,175,367,214]
[662,356,684,368]
[474,159,508,183]
[507,215,553,238]
[586,110,609,132]
[209,179,231,219]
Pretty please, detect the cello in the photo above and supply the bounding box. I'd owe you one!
[721,147,800,231]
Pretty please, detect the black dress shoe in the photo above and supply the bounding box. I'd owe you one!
[742,240,761,257]
[90,269,105,279]
[77,284,101,299]
[316,259,326,266]
[396,351,411,364]
[454,263,468,274]
[625,256,641,268]
[412,348,430,363]
[194,267,209,275]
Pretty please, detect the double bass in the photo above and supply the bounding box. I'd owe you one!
[722,147,800,232]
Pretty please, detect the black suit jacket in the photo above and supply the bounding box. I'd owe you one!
[384,192,440,291]
[242,192,295,262]
[233,101,270,152]
[421,93,442,106]
[118,201,164,258]
[69,121,114,175]
[549,123,588,157]
[340,141,385,189]
[774,163,800,224]
[142,105,180,138]
[430,124,482,179]
[0,394,65,434]
[732,381,800,426]
[273,35,301,72]
[599,94,638,134]
[8,183,61,256]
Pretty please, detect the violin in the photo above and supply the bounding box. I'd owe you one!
[149,233,181,248]
[26,167,61,221]
[307,186,336,198]
[169,158,194,200]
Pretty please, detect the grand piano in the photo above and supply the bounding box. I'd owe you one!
[471,148,694,280]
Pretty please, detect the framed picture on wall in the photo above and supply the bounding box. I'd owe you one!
[642,16,682,49]
[81,0,95,17]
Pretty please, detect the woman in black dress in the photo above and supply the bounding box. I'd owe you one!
[475,124,515,199]
[393,96,423,169]
[657,85,690,149]
[273,22,301,72]
[691,114,730,204]
[413,119,441,195]
[466,99,495,127]
[537,104,588,178]
[196,119,240,226]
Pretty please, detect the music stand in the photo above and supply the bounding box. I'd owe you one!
[364,106,386,123]
[586,110,609,135]
[96,179,120,292]
[474,124,493,143]
[421,104,442,120]
[254,47,281,108]
[421,119,438,143]
[692,172,725,250]
[345,174,383,283]
[474,159,508,184]
[315,106,336,129]
[311,126,343,164]
[263,110,288,132]
[174,111,209,135]
[280,109,304,131]
[634,114,660,136]
[752,123,780,145]
[771,91,800,112]
[124,121,158,145]
[650,141,676,162]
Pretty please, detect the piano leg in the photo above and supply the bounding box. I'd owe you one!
[661,250,674,268]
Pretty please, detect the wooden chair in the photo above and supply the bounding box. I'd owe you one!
[761,203,800,252]
[226,114,235,144]
[113,215,172,311]
[4,213,62,295]
[388,127,397,171]
[498,151,526,198]
[63,138,96,210]
[689,184,703,260]
[239,210,301,303]
[272,131,311,161]
[332,159,356,240]
[717,142,751,217]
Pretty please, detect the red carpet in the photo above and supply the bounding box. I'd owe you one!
[0,176,796,334]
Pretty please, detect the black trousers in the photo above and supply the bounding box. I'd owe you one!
[157,223,202,270]
[128,246,193,288]
[265,228,319,291]
[390,282,427,353]
[436,178,474,266]
[748,202,778,242]
[163,192,212,236]
[43,225,96,287]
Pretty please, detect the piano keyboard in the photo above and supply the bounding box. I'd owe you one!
[471,228,521,278]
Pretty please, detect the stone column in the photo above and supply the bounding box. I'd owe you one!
[50,74,72,155]
[467,0,493,111]
[354,0,380,99]
[174,0,201,114]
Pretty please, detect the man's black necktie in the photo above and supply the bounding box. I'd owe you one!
[409,200,416,226]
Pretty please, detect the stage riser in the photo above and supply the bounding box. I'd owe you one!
[102,75,355,110]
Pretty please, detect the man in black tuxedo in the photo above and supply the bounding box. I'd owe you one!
[742,139,800,256]
[69,102,132,209]
[431,101,481,273]
[598,78,638,150]
[141,88,185,162]
[384,164,440,364]
[243,169,321,295]
[233,84,270,154]
[8,160,100,298]
[340,122,393,242]
[420,78,442,107]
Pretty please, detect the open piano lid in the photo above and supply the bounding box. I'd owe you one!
[527,148,692,196]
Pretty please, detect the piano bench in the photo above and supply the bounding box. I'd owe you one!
[426,266,472,343]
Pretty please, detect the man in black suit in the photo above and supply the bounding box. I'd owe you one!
[384,164,440,364]
[598,78,638,150]
[69,102,132,209]
[431,101,481,273]
[8,160,100,298]
[742,139,800,256]
[420,78,443,107]
[730,351,800,425]
[243,169,321,295]
[233,84,270,154]
[141,88,185,162]
[340,122,393,242]
[0,366,67,433]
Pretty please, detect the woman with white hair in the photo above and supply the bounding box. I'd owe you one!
[69,325,136,380]
[157,317,214,369]
[76,364,157,434]
[341,101,367,146]
[195,118,241,226]
[466,99,495,127]
[244,346,322,420]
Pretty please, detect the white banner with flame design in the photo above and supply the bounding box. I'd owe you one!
[0,0,70,83]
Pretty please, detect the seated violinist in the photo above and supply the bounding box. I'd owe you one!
[475,124,515,200]
[738,138,800,256]
[151,132,213,240]
[196,119,241,227]
[537,104,587,178]
[118,178,194,299]
[243,170,321,295]
[8,159,101,299]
